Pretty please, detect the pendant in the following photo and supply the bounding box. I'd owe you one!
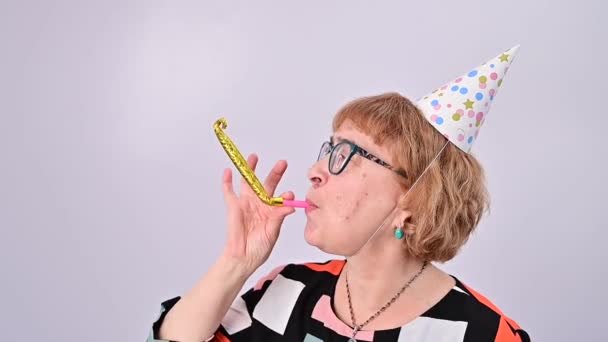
[350,324,360,342]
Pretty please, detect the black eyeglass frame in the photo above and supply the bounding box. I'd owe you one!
[317,139,408,179]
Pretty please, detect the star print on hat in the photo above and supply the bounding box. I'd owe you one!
[416,45,520,153]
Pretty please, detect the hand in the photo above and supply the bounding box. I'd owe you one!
[220,153,296,274]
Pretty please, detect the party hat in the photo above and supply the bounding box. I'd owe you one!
[416,45,520,153]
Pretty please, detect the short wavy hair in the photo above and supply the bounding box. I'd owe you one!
[332,92,491,262]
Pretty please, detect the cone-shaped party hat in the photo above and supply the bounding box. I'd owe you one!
[416,45,520,153]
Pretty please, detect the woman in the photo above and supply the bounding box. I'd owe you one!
[148,47,530,342]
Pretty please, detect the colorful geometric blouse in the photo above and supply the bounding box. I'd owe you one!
[148,259,530,342]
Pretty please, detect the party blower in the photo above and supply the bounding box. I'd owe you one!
[214,118,310,209]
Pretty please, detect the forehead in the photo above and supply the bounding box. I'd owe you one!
[332,119,392,162]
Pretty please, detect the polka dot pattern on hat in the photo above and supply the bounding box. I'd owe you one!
[416,45,520,153]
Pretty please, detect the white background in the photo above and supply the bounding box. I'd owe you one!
[1,1,606,341]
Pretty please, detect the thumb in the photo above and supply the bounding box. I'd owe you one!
[278,191,296,215]
[267,191,296,231]
[282,190,295,201]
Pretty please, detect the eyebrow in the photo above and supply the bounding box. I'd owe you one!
[330,135,387,161]
[329,135,354,145]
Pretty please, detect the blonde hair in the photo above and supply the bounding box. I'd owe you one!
[332,92,491,262]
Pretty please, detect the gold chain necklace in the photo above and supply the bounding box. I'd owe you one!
[344,260,429,342]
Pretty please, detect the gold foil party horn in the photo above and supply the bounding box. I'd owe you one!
[214,118,310,208]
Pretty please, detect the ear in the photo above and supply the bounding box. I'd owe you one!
[393,209,413,232]
[402,216,416,235]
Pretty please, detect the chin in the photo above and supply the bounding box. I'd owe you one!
[303,221,319,246]
[304,223,351,256]
[304,222,332,253]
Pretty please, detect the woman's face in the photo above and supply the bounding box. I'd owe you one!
[304,119,404,255]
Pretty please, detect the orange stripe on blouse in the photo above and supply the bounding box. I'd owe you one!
[302,259,345,276]
[462,283,524,341]
[214,331,231,342]
[504,315,522,331]
[494,317,516,342]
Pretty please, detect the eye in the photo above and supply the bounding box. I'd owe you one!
[334,144,351,164]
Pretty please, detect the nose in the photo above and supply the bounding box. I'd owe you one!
[307,158,328,189]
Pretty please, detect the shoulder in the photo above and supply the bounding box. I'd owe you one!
[252,258,345,290]
[446,276,531,342]
[247,259,345,292]
[237,258,343,324]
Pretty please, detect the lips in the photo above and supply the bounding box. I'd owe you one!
[305,197,319,208]
[305,205,317,215]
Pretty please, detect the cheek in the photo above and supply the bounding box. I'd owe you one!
[332,193,352,221]
[332,191,369,223]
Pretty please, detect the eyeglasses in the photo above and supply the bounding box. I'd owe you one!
[317,139,408,179]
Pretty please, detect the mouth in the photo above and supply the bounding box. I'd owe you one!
[305,197,318,208]
[305,197,318,214]
[305,206,317,214]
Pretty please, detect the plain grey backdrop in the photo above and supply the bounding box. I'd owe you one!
[1,1,606,341]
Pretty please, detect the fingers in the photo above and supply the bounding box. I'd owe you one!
[222,168,238,206]
[233,153,290,200]
[281,191,295,200]
[271,191,296,217]
[263,160,288,196]
[239,153,259,195]
[223,168,246,252]
[267,191,296,239]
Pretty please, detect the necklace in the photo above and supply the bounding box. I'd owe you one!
[344,260,429,342]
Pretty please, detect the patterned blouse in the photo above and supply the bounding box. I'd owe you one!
[148,259,530,342]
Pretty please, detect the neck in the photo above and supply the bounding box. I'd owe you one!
[343,239,427,313]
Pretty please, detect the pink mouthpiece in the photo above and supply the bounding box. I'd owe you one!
[282,200,310,208]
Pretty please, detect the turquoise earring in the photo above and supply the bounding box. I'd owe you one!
[394,227,405,240]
